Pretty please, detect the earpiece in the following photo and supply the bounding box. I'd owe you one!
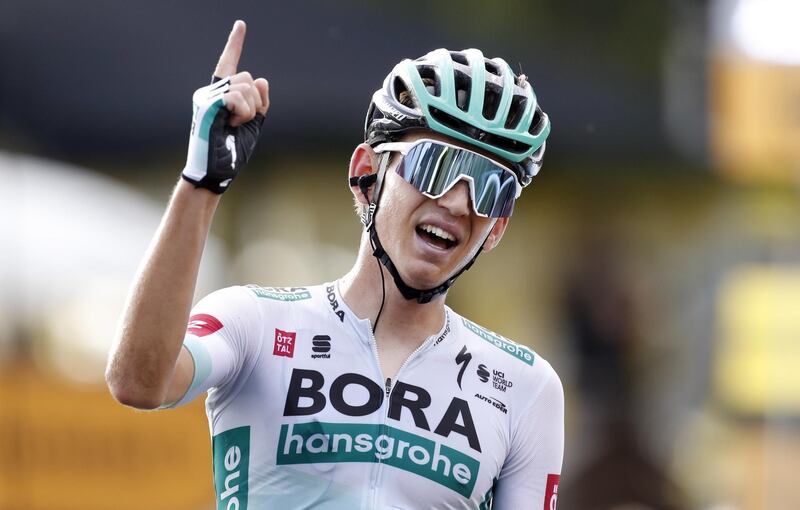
[349,173,378,204]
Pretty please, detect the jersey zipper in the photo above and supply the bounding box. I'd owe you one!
[369,309,449,509]
[367,323,386,509]
[385,308,449,399]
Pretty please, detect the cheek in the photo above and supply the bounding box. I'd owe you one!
[469,218,502,251]
[376,185,419,241]
[482,218,508,251]
[472,218,493,239]
[381,177,425,216]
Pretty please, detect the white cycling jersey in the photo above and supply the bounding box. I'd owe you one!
[171,281,563,510]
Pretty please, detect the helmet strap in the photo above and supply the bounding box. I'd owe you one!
[355,153,485,305]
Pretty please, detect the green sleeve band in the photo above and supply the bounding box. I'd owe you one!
[161,336,213,409]
[183,336,213,399]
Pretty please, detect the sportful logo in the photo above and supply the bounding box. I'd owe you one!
[213,426,250,510]
[273,329,296,358]
[461,318,534,366]
[248,285,312,302]
[311,335,331,359]
[186,314,223,337]
[277,421,479,498]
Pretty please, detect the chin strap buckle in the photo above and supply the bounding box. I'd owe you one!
[349,173,379,231]
[361,203,377,230]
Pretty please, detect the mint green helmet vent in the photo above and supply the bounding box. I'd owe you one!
[365,48,550,187]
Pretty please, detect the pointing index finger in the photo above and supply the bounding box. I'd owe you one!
[214,20,246,78]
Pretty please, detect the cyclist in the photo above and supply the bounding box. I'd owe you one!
[106,20,563,509]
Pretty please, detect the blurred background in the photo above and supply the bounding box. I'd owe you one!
[1,0,799,508]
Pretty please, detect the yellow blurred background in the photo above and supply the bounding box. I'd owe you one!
[2,0,799,509]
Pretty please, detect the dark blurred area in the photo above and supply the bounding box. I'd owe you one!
[3,1,800,509]
[0,0,677,164]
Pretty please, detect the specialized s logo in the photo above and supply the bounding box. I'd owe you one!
[273,329,296,358]
[455,346,472,390]
[186,314,223,337]
[544,474,560,510]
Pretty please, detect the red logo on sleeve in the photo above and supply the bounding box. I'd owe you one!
[544,474,560,510]
[273,329,297,358]
[186,314,223,337]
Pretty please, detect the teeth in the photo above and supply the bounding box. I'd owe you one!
[420,224,456,242]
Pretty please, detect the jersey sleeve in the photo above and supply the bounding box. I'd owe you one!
[164,285,264,408]
[493,363,564,510]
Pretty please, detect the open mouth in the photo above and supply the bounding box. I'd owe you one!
[416,223,457,250]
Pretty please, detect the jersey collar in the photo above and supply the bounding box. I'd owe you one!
[330,280,453,353]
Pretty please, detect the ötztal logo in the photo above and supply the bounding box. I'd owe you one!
[273,329,296,358]
[186,314,223,337]
[544,474,560,510]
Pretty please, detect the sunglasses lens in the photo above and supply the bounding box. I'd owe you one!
[395,141,517,217]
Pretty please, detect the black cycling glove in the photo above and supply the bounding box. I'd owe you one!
[181,77,265,194]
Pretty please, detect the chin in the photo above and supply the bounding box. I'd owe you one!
[400,261,454,291]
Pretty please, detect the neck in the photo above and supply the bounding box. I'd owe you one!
[339,235,447,344]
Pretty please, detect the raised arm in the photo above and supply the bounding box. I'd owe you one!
[105,20,269,409]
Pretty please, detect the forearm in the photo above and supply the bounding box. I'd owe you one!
[106,178,220,408]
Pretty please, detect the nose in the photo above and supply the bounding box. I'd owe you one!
[436,180,471,217]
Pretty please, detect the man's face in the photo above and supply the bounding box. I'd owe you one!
[372,132,509,290]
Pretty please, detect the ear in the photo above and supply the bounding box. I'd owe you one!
[482,217,509,252]
[349,143,378,205]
